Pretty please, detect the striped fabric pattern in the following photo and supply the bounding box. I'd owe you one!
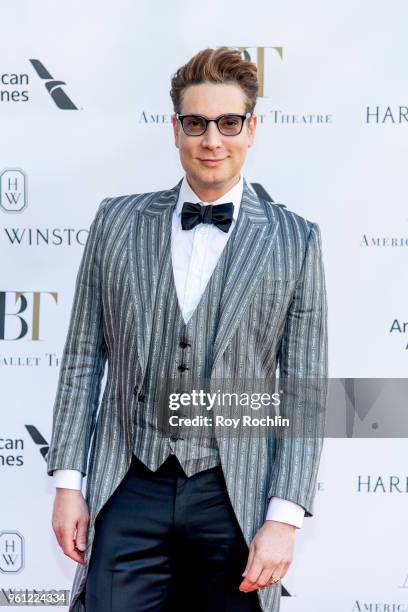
[46,177,328,612]
[131,200,235,476]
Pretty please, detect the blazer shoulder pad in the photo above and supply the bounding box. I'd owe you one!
[100,191,154,212]
[263,198,317,234]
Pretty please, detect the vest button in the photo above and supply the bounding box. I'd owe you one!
[133,385,139,396]
[179,340,191,349]
[137,392,145,402]
[177,364,189,372]
[170,435,183,441]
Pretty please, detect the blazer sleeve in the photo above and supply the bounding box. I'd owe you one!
[46,198,109,477]
[267,221,328,517]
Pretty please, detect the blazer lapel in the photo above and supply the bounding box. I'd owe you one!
[127,180,182,375]
[127,176,280,376]
[211,178,280,371]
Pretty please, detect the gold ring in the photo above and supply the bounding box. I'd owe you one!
[269,575,280,584]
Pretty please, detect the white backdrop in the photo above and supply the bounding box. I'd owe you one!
[1,1,407,610]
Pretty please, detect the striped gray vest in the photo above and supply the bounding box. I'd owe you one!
[132,219,236,476]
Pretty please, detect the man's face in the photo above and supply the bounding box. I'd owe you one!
[171,82,257,193]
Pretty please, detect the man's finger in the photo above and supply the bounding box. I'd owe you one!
[257,566,279,588]
[271,561,287,581]
[242,545,255,577]
[61,528,86,565]
[75,518,89,552]
[239,557,263,592]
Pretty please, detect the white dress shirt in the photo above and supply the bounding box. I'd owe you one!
[53,174,305,529]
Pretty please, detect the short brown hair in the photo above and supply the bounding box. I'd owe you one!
[170,47,258,115]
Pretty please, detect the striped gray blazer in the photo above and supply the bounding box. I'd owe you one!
[47,176,328,612]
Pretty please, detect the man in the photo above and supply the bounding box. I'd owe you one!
[48,47,328,612]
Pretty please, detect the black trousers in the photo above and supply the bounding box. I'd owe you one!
[83,453,261,611]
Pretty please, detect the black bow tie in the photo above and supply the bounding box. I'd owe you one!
[180,201,234,233]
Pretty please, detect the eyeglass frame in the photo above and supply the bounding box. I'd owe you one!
[175,112,253,136]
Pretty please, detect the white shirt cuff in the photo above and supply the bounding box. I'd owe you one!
[265,497,305,528]
[53,469,83,490]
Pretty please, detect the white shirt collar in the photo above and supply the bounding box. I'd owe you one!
[176,174,243,223]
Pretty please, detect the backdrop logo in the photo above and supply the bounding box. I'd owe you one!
[0,532,24,574]
[353,601,408,611]
[400,574,408,588]
[29,59,78,110]
[25,426,49,461]
[0,169,27,213]
[0,291,58,340]
[211,46,332,126]
[218,47,283,98]
[390,319,408,350]
[366,105,408,123]
[357,475,408,492]
[361,234,408,247]
[0,436,24,467]
[3,226,89,245]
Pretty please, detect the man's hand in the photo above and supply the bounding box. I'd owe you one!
[52,488,90,565]
[239,520,296,592]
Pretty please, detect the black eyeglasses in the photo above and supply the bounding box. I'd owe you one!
[176,112,252,136]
